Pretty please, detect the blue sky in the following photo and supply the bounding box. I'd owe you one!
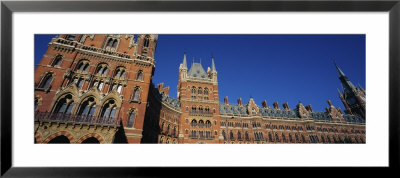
[35,34,365,112]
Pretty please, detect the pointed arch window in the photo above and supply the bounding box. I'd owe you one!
[51,55,63,66]
[53,94,74,115]
[98,81,104,91]
[143,36,150,48]
[107,38,114,47]
[198,87,202,95]
[112,39,118,48]
[136,70,143,80]
[76,60,90,72]
[100,99,117,118]
[230,131,234,140]
[237,131,242,140]
[77,97,96,120]
[34,98,39,110]
[38,73,53,89]
[222,130,226,140]
[131,87,140,102]
[117,84,123,94]
[198,120,204,128]
[245,131,250,141]
[128,109,135,127]
[190,119,197,127]
[191,87,196,94]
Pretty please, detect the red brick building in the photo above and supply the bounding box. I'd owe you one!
[34,34,366,144]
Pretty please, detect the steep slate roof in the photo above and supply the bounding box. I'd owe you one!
[160,93,181,109]
[152,85,181,110]
[343,114,365,123]
[188,63,207,79]
[219,102,364,123]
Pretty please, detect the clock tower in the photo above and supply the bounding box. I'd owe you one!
[335,62,366,119]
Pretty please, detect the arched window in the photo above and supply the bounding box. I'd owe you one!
[205,120,211,128]
[117,84,123,94]
[275,133,280,142]
[143,36,150,47]
[76,60,90,72]
[222,130,226,140]
[75,78,84,88]
[136,70,143,80]
[237,131,242,140]
[191,120,197,127]
[282,133,286,143]
[77,97,96,118]
[132,87,140,101]
[167,125,170,134]
[230,131,234,140]
[295,134,299,143]
[34,98,39,110]
[51,55,63,66]
[53,94,74,115]
[198,120,204,128]
[204,88,208,95]
[191,87,196,94]
[96,64,109,75]
[112,39,118,48]
[100,99,117,118]
[245,131,249,141]
[128,109,135,127]
[289,133,293,143]
[114,67,126,78]
[173,127,176,136]
[97,81,104,91]
[39,73,53,89]
[268,132,273,142]
[107,38,114,47]
[198,87,202,94]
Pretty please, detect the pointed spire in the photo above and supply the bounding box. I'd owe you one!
[182,52,187,69]
[337,88,343,97]
[211,56,216,72]
[334,61,346,77]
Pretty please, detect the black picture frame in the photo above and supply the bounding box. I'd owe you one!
[1,0,399,177]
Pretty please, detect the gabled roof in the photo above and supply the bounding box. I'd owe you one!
[188,63,207,79]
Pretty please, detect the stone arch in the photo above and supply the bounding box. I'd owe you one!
[35,132,42,143]
[50,86,79,111]
[102,90,122,107]
[42,131,75,144]
[76,133,105,144]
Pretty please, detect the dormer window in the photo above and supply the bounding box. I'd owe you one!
[65,34,76,41]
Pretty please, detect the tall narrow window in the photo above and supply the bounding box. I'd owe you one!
[76,78,84,88]
[51,55,63,66]
[53,94,74,115]
[128,110,135,127]
[132,87,140,101]
[78,97,96,118]
[117,84,123,94]
[101,100,116,118]
[112,39,118,48]
[97,81,104,91]
[34,98,39,110]
[136,70,143,80]
[143,36,150,47]
[39,74,53,89]
[107,38,113,47]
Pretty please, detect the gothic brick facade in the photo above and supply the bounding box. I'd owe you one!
[34,34,366,144]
